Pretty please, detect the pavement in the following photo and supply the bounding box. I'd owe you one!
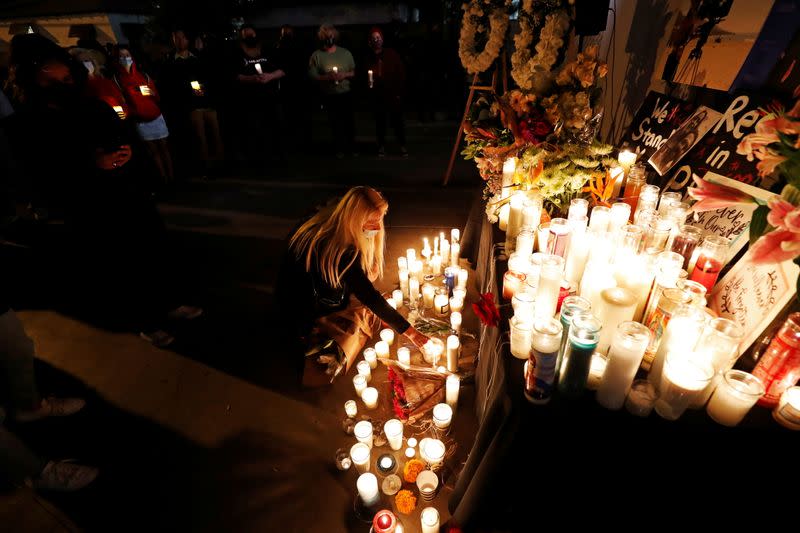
[0,112,483,532]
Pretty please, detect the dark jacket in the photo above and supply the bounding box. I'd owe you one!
[364,48,406,103]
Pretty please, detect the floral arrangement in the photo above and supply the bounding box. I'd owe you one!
[402,458,426,483]
[472,292,501,327]
[511,0,572,92]
[385,364,446,422]
[459,0,512,74]
[395,489,417,514]
[688,100,800,292]
[463,41,611,217]
[388,366,411,420]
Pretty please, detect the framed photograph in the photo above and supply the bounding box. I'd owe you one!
[648,106,723,176]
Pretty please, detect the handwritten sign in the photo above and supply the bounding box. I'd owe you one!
[662,93,786,195]
[619,91,697,164]
[709,250,799,357]
[686,172,775,258]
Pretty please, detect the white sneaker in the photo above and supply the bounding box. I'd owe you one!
[167,305,203,321]
[27,460,98,491]
[140,329,175,348]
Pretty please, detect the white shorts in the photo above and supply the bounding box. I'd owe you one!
[136,114,169,141]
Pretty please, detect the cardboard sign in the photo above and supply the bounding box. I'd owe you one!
[709,250,799,356]
[686,172,775,259]
[619,91,697,163]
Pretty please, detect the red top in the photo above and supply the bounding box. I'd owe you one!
[85,76,129,119]
[113,62,162,123]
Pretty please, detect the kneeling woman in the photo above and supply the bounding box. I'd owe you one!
[278,186,429,382]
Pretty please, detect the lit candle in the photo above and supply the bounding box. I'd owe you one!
[457,267,469,289]
[503,270,527,300]
[354,420,373,448]
[589,205,611,233]
[405,447,416,458]
[536,221,550,253]
[390,290,403,310]
[380,328,395,348]
[397,347,411,365]
[689,235,729,292]
[367,69,374,88]
[353,374,367,395]
[451,228,460,244]
[449,296,464,314]
[386,297,397,310]
[556,296,592,382]
[522,201,542,230]
[510,316,534,360]
[356,472,379,507]
[190,80,202,91]
[579,260,616,314]
[450,311,462,336]
[597,322,651,410]
[112,105,126,119]
[658,191,682,214]
[344,400,358,418]
[524,317,563,404]
[595,287,637,354]
[507,191,526,239]
[516,229,536,258]
[625,379,658,417]
[432,403,453,430]
[399,270,409,300]
[446,374,460,409]
[361,387,379,409]
[420,438,445,467]
[350,442,371,473]
[422,237,431,258]
[498,204,510,231]
[434,293,450,317]
[440,238,450,266]
[384,419,404,450]
[430,254,442,276]
[364,347,378,369]
[609,165,626,199]
[450,242,460,267]
[421,507,440,533]
[373,509,396,533]
[535,254,564,318]
[423,338,445,366]
[406,248,416,266]
[139,84,152,96]
[618,149,637,172]
[558,314,602,397]
[418,283,434,310]
[501,158,517,198]
[374,340,390,360]
[586,352,608,391]
[444,334,460,372]
[706,370,764,427]
[688,317,745,409]
[773,386,800,430]
[654,355,713,421]
[357,360,371,382]
[648,304,707,386]
[613,254,654,322]
[410,260,423,281]
[255,63,263,74]
[608,203,632,236]
[409,278,420,307]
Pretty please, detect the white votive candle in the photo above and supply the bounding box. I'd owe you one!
[357,472,380,507]
[399,270,409,299]
[535,254,564,319]
[625,380,658,417]
[587,352,608,391]
[706,370,764,427]
[774,386,800,430]
[446,374,460,409]
[407,437,418,447]
[406,248,416,265]
[356,360,371,382]
[434,293,450,317]
[363,347,378,369]
[655,355,713,421]
[510,316,533,360]
[405,447,416,458]
[350,442,371,473]
[344,400,357,418]
[507,191,526,239]
[421,439,446,467]
[597,322,651,410]
[453,287,467,302]
[446,335,460,372]
[353,374,367,395]
[397,346,411,365]
[421,507,440,533]
[423,338,445,366]
[380,328,395,347]
[409,278,420,305]
[375,340,390,359]
[392,289,404,308]
[354,420,373,448]
[432,403,453,430]
[422,283,435,309]
[450,242,460,267]
[430,254,442,275]
[449,296,464,314]
[361,387,379,409]
[450,312,462,335]
[618,149,637,172]
[384,419,404,450]
[457,268,469,289]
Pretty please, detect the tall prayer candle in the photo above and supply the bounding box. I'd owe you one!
[410,260,423,282]
[422,283,435,309]
[350,442,371,473]
[644,287,693,359]
[457,268,469,289]
[446,374,460,409]
[634,185,660,222]
[399,270,409,300]
[548,218,571,258]
[648,304,707,386]
[579,260,616,314]
[595,287,637,354]
[556,297,592,381]
[618,149,637,173]
[361,387,379,409]
[364,347,378,369]
[597,321,651,410]
[608,203,632,236]
[510,316,534,360]
[507,191,526,239]
[508,252,531,275]
[357,473,380,506]
[536,222,550,253]
[569,198,589,222]
[589,206,611,233]
[450,311,462,335]
[535,254,565,318]
[524,317,563,404]
[658,191,681,214]
[446,335,460,372]
[430,254,442,275]
[558,314,602,398]
[642,251,684,325]
[409,278,420,307]
[522,202,542,230]
[451,228,460,244]
[450,242,460,267]
[516,229,536,258]
[564,228,591,287]
[406,248,416,266]
[384,419,404,450]
[512,290,537,324]
[623,164,646,216]
[689,235,729,292]
[614,253,654,322]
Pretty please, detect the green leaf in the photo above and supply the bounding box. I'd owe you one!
[750,205,770,246]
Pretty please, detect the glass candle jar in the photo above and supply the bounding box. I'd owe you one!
[655,355,714,421]
[421,283,436,309]
[752,312,800,408]
[644,287,693,357]
[556,296,592,380]
[548,218,571,257]
[510,315,534,360]
[609,202,632,236]
[535,254,565,319]
[537,221,551,253]
[595,287,638,355]
[512,290,537,323]
[670,225,703,271]
[643,215,674,253]
[642,251,685,325]
[658,191,682,214]
[648,303,708,386]
[634,184,660,220]
[524,317,563,404]
[516,228,536,258]
[508,252,532,275]
[676,279,707,308]
[706,370,764,427]
[773,386,800,430]
[625,379,658,417]
[622,164,646,215]
[503,270,527,300]
[568,197,589,222]
[434,288,450,317]
[689,235,730,292]
[588,205,611,233]
[558,314,603,398]
[597,322,652,410]
[522,194,543,230]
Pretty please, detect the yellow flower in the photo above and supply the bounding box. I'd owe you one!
[395,489,417,515]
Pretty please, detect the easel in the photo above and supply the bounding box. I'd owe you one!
[443,50,508,186]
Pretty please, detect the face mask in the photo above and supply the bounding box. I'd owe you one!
[82,60,95,75]
[323,37,335,48]
[243,36,258,47]
[120,57,133,69]
[363,229,379,238]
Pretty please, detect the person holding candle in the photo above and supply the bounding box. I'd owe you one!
[277,186,430,383]
[364,27,407,158]
[309,24,356,158]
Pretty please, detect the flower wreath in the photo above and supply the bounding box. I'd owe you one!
[511,0,572,92]
[459,0,512,74]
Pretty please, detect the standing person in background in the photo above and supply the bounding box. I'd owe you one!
[112,45,174,186]
[309,24,356,159]
[230,24,285,172]
[276,24,311,150]
[69,48,128,121]
[163,29,224,178]
[364,27,407,158]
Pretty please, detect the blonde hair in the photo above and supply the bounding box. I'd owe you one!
[317,23,339,43]
[290,186,388,288]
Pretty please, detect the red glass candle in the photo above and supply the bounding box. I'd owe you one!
[503,270,527,300]
[752,313,800,408]
[373,509,397,533]
[688,235,729,292]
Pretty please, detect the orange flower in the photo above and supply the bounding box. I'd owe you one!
[395,489,417,514]
[403,458,426,483]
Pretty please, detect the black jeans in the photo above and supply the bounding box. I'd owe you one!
[323,92,355,154]
[374,95,406,147]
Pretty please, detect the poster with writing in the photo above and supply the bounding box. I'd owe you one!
[686,172,775,258]
[648,106,722,176]
[709,251,799,356]
[618,91,697,164]
[661,93,786,195]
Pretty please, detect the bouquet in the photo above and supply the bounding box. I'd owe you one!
[386,365,445,422]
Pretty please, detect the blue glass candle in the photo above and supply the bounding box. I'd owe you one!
[555,296,591,382]
[558,314,602,398]
[444,267,456,296]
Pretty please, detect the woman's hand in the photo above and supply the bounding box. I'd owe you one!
[404,327,430,351]
[95,145,132,170]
